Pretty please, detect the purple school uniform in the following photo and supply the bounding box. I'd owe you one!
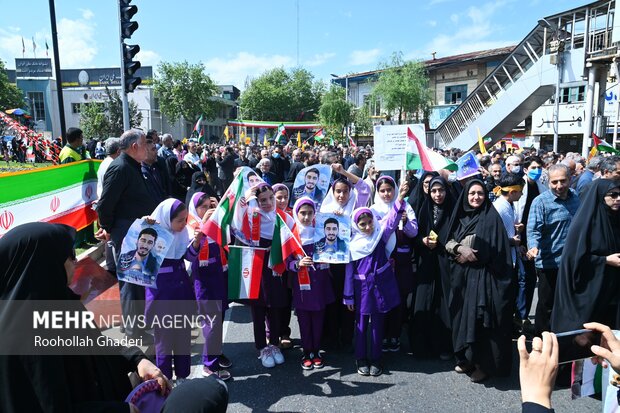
[145,246,197,379]
[192,239,228,369]
[289,244,336,311]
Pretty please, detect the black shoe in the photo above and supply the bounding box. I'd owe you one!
[356,359,370,376]
[389,338,400,352]
[218,354,233,369]
[369,363,383,377]
[381,339,390,353]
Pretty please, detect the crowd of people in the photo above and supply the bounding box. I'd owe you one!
[1,126,620,411]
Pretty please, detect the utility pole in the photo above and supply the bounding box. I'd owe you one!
[48,0,67,144]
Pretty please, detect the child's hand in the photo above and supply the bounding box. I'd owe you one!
[239,197,247,208]
[398,182,410,201]
[331,163,344,174]
[209,197,219,208]
[201,208,216,222]
[346,304,354,312]
[142,216,157,225]
[298,256,314,267]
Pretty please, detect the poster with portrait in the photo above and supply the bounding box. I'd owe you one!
[117,219,174,288]
[312,213,351,264]
[239,166,265,194]
[291,164,332,208]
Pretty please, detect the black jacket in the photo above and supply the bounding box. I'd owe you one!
[97,152,159,238]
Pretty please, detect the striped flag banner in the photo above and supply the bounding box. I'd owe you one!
[405,125,457,172]
[0,160,100,237]
[227,245,267,299]
[269,213,305,275]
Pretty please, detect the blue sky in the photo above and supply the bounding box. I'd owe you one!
[0,0,586,89]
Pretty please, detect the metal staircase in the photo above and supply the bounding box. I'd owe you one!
[433,0,618,150]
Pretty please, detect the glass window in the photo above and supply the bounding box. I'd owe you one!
[445,85,467,104]
[28,92,45,122]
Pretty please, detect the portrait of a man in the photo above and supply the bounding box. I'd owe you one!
[314,217,347,261]
[293,167,324,204]
[118,227,160,275]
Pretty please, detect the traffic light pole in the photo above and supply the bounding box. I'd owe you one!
[117,0,130,131]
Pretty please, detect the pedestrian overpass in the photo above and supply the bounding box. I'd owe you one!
[433,0,619,153]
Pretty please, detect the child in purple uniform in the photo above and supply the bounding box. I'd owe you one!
[187,192,232,381]
[344,181,409,377]
[145,198,203,382]
[370,176,418,352]
[288,197,336,370]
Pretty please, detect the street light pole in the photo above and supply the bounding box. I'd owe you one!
[553,49,562,153]
[48,0,67,144]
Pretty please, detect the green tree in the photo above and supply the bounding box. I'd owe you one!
[79,88,142,139]
[353,107,373,137]
[372,52,433,124]
[153,61,220,123]
[319,84,354,139]
[0,59,24,110]
[240,67,324,121]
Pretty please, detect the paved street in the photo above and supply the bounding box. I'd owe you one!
[182,303,600,413]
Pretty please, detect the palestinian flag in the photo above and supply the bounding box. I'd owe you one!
[202,171,245,264]
[227,246,265,299]
[269,213,305,275]
[405,127,457,172]
[274,123,286,144]
[312,128,326,142]
[592,133,619,154]
[193,115,204,143]
[0,160,99,238]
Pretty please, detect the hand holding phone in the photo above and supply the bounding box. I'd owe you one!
[555,329,602,364]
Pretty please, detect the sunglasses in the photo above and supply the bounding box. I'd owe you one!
[606,192,620,199]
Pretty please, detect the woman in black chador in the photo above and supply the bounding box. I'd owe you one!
[440,179,514,383]
[551,179,620,333]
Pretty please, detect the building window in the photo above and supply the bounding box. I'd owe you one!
[560,85,586,103]
[445,85,467,104]
[363,95,381,117]
[28,91,45,122]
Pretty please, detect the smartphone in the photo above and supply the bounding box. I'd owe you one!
[556,329,601,364]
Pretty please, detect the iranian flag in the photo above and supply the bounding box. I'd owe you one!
[405,126,458,172]
[269,214,305,275]
[592,133,619,154]
[202,170,246,264]
[274,123,286,144]
[0,160,99,238]
[227,245,265,299]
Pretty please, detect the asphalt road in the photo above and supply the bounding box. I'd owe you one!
[183,303,600,413]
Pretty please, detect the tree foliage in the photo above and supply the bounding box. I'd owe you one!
[319,84,354,138]
[0,59,24,111]
[153,61,220,123]
[79,88,142,139]
[240,68,324,121]
[353,107,373,137]
[372,52,433,124]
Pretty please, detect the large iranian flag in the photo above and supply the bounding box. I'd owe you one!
[0,160,99,237]
[269,214,305,275]
[274,123,286,144]
[227,245,265,299]
[405,126,457,172]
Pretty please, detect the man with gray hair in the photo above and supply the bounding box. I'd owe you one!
[157,133,175,159]
[526,163,580,334]
[600,155,620,182]
[576,155,602,195]
[96,128,158,343]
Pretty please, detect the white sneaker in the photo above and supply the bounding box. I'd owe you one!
[259,346,275,368]
[270,344,285,365]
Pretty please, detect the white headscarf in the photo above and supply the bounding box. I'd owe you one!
[349,207,386,261]
[188,191,206,221]
[151,198,191,259]
[320,178,357,216]
[370,175,416,221]
[292,197,316,245]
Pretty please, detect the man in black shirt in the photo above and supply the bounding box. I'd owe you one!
[96,129,158,342]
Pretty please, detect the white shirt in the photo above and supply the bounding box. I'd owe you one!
[96,156,114,199]
[184,152,202,170]
[493,196,517,266]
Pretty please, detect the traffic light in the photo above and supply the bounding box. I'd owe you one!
[119,0,141,93]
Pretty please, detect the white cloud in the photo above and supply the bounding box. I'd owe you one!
[426,0,515,57]
[203,52,295,89]
[304,52,336,67]
[57,10,97,67]
[428,20,438,27]
[139,50,161,68]
[0,29,25,67]
[349,48,381,66]
[450,13,459,23]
